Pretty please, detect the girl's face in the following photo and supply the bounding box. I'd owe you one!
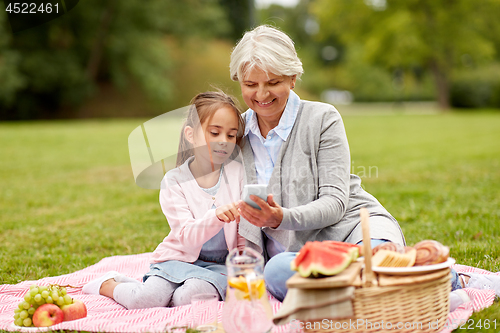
[186,106,240,166]
[240,66,296,123]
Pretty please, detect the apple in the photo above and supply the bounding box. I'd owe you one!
[32,303,64,327]
[61,299,87,321]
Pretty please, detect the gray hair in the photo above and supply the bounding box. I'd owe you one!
[230,25,304,82]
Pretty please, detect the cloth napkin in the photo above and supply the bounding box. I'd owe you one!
[273,286,355,326]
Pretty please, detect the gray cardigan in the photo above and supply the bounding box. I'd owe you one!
[238,99,405,258]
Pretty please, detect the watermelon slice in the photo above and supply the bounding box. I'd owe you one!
[291,241,354,278]
[290,242,313,271]
[298,246,352,278]
[323,241,362,260]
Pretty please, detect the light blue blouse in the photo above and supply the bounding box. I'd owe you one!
[243,91,301,258]
[198,165,229,263]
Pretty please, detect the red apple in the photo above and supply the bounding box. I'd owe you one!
[32,303,64,327]
[60,299,87,321]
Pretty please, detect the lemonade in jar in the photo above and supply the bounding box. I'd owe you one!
[222,248,273,333]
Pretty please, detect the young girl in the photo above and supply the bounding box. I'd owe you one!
[83,91,246,308]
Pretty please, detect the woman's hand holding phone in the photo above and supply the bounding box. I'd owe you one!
[238,194,283,228]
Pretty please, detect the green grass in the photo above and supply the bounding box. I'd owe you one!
[0,119,172,283]
[1,111,499,332]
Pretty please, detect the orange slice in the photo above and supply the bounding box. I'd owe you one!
[228,277,266,300]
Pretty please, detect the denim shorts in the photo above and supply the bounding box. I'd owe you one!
[450,269,463,291]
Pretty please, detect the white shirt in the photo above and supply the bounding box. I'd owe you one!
[244,90,301,257]
[244,90,301,184]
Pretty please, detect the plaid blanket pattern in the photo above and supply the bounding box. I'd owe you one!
[439,264,497,333]
[0,254,496,333]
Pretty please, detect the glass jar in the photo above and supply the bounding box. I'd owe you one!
[222,247,274,333]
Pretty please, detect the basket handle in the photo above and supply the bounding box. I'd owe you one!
[360,208,376,287]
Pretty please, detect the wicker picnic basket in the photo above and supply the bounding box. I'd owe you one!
[302,208,451,333]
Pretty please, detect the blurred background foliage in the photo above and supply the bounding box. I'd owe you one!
[1,0,500,120]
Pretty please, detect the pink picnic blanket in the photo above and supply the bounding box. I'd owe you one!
[0,253,496,333]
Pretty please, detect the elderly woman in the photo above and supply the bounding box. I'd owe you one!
[229,25,500,306]
[230,25,406,302]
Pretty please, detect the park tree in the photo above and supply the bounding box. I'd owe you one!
[219,0,255,41]
[0,0,230,120]
[257,1,347,98]
[311,0,500,109]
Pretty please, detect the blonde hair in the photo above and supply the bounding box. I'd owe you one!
[230,25,304,82]
[176,91,245,167]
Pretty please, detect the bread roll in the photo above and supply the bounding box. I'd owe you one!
[413,240,449,266]
[372,242,405,255]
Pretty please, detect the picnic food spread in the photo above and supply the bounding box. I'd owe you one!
[371,239,449,268]
[290,241,362,278]
[13,284,87,327]
[278,210,454,333]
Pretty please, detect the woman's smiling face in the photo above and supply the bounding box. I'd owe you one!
[240,66,296,123]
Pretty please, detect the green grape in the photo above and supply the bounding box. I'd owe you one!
[23,317,32,327]
[61,287,67,296]
[23,293,31,302]
[29,284,37,290]
[22,301,30,310]
[39,285,48,292]
[14,318,23,327]
[14,308,21,314]
[28,307,35,315]
[63,295,73,305]
[19,310,28,319]
[46,296,53,304]
[34,294,42,302]
[18,303,24,310]
[30,288,39,296]
[14,313,20,320]
[41,290,49,298]
[57,296,65,306]
[51,291,59,300]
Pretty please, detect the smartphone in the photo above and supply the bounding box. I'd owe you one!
[242,184,268,210]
